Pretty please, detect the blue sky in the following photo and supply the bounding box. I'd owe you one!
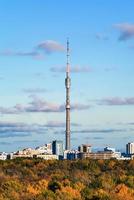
[0,0,134,152]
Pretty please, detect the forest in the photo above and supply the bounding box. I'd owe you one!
[0,158,133,200]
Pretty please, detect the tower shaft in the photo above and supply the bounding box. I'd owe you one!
[65,39,71,150]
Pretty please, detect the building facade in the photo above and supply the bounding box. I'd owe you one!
[0,152,7,160]
[126,142,134,154]
[33,154,58,160]
[35,143,52,154]
[78,144,92,153]
[52,140,63,157]
[79,151,119,160]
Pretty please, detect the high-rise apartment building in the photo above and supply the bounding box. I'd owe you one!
[52,140,63,157]
[126,142,134,154]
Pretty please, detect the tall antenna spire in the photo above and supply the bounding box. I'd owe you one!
[65,38,71,150]
[67,38,70,74]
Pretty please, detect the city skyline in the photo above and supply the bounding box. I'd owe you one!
[0,0,134,152]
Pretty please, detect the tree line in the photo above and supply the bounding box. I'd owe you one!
[0,158,134,200]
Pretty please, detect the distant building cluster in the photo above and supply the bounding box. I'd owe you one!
[0,141,134,161]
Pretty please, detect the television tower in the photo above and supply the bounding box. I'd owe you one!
[65,39,71,150]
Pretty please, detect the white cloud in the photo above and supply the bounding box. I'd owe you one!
[0,96,91,115]
[50,66,91,73]
[114,23,134,41]
[37,40,65,53]
[98,97,134,105]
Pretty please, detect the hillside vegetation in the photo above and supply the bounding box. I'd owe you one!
[0,158,134,200]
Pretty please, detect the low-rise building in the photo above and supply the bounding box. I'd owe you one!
[16,148,38,155]
[104,147,121,159]
[12,154,33,159]
[64,150,79,160]
[33,154,58,160]
[0,152,7,160]
[79,151,119,160]
[78,144,92,153]
[35,143,52,154]
[117,157,131,160]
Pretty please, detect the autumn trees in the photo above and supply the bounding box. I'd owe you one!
[0,158,133,200]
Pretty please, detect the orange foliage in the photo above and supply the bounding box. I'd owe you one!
[27,184,39,195]
[35,179,48,191]
[59,186,81,199]
[108,160,116,169]
[27,179,48,196]
[128,160,134,170]
[115,184,134,200]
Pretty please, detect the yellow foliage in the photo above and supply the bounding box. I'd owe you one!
[39,179,48,188]
[27,184,39,195]
[60,186,81,199]
[27,179,48,196]
[35,179,48,191]
[0,159,134,200]
[73,182,85,192]
[94,188,109,199]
